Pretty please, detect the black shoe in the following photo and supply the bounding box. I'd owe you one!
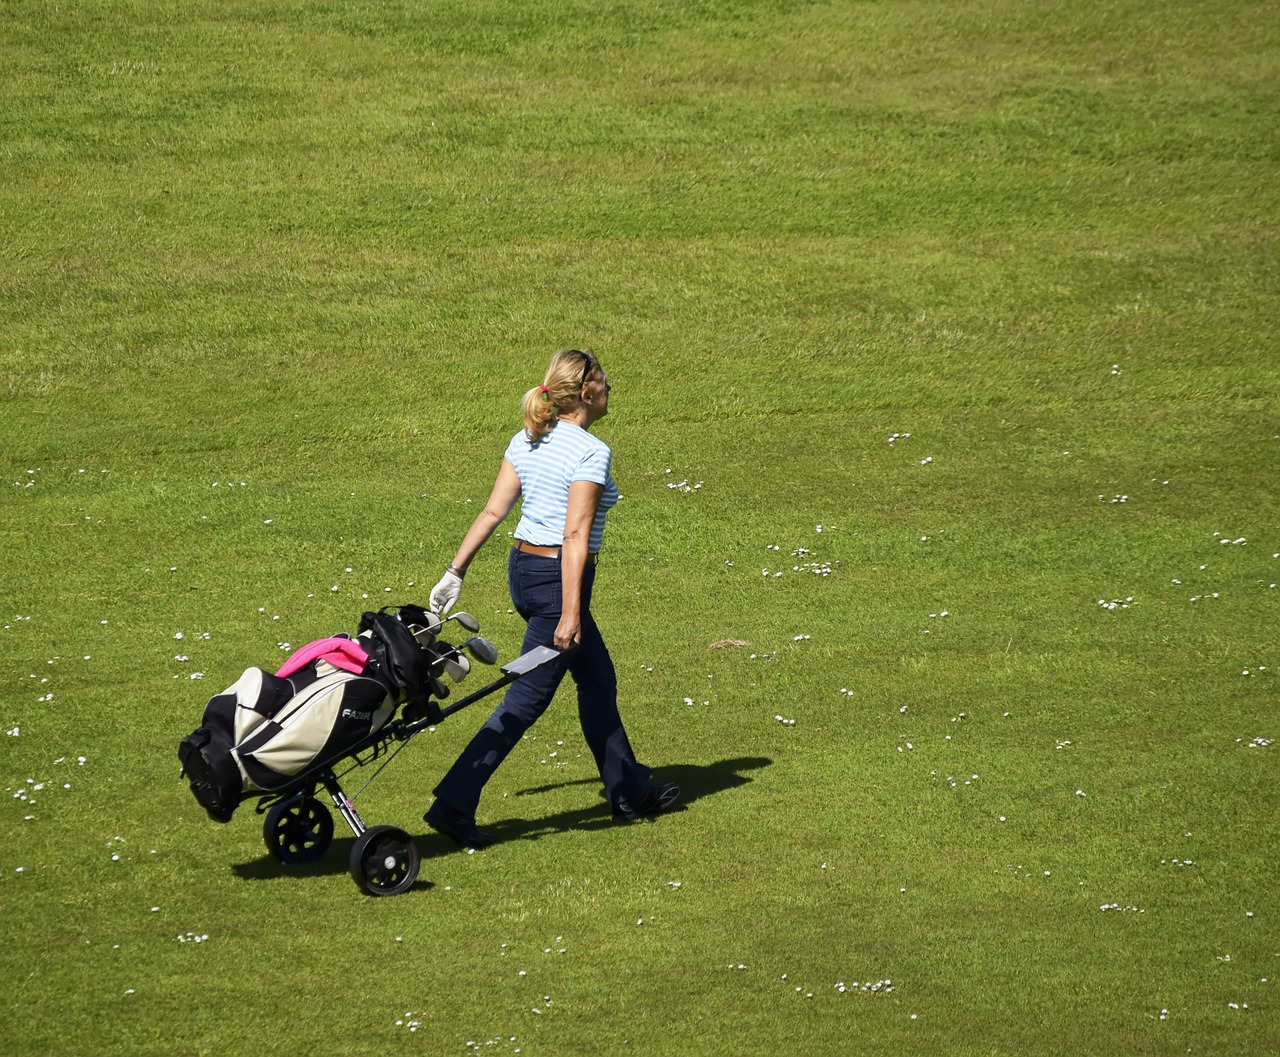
[615,782,681,823]
[424,800,496,849]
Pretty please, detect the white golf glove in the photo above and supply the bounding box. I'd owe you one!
[429,569,464,614]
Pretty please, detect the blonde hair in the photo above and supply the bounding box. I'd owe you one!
[521,349,603,444]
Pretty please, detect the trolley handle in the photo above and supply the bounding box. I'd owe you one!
[397,644,565,735]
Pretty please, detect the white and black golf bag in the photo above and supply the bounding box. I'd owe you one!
[178,606,442,823]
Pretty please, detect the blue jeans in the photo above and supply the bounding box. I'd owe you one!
[432,549,652,817]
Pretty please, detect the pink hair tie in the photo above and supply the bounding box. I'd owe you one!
[539,384,548,392]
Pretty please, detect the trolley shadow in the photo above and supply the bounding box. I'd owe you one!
[232,836,433,895]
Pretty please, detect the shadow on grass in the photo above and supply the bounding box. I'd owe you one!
[231,756,770,883]
[485,754,773,848]
[230,833,436,894]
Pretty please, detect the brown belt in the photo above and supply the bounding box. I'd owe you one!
[513,540,598,563]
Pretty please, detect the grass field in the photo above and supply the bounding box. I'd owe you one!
[2,1,1277,1054]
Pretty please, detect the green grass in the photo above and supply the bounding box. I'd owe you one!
[2,0,1278,1054]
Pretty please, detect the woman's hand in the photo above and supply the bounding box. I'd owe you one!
[429,570,463,614]
[553,614,582,652]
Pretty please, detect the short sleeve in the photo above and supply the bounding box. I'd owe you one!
[572,442,611,485]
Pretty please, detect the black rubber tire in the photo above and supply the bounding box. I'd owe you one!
[263,795,334,864]
[349,825,420,896]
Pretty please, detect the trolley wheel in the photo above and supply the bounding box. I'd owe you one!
[349,825,420,896]
[264,795,334,864]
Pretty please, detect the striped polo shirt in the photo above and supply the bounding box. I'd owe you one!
[504,422,619,552]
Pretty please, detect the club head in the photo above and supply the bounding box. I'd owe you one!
[408,623,437,647]
[424,643,452,679]
[449,611,481,634]
[463,636,499,666]
[428,676,450,700]
[417,611,444,636]
[442,653,471,683]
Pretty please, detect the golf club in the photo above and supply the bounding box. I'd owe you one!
[408,621,437,647]
[412,607,444,632]
[433,637,496,676]
[444,610,481,634]
[426,641,471,683]
[442,650,471,683]
[462,635,499,666]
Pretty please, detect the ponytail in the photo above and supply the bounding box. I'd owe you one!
[521,349,602,445]
[521,384,560,446]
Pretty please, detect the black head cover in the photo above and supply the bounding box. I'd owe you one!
[358,606,432,700]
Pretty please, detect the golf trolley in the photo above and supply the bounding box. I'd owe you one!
[253,641,558,897]
[179,605,562,897]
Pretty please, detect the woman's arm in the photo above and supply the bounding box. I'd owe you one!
[448,459,523,574]
[556,480,604,650]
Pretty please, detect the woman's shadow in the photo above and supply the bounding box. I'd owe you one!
[487,754,771,845]
[231,755,771,884]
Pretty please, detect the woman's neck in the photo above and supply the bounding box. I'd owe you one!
[557,409,590,430]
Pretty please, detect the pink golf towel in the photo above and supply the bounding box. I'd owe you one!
[275,637,369,679]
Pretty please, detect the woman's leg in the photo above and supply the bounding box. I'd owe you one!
[431,551,654,819]
[431,552,568,816]
[568,608,652,811]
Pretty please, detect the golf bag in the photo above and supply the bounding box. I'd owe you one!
[178,605,441,823]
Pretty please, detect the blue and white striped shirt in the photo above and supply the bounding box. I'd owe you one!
[504,422,619,552]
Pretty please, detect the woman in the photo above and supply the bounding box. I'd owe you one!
[425,349,679,848]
